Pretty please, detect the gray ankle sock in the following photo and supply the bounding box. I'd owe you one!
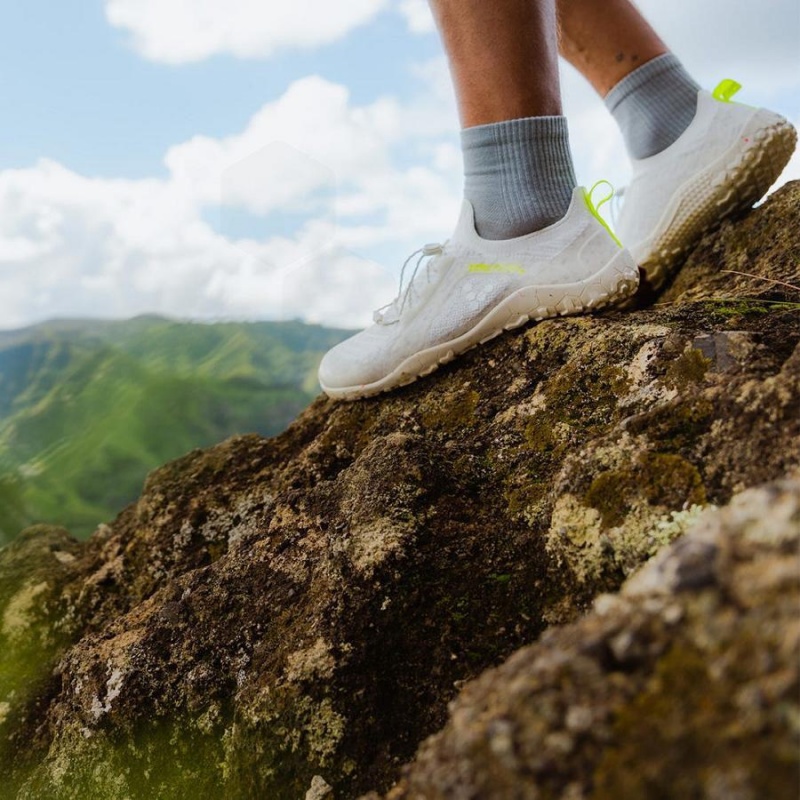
[605,53,701,160]
[461,115,577,240]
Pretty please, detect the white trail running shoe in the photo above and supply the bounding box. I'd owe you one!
[615,79,797,292]
[319,186,639,401]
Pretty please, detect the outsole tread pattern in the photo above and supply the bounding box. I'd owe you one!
[641,118,797,292]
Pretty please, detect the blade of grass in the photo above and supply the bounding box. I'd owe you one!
[720,269,800,293]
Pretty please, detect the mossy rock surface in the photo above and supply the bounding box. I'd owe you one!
[1,183,799,798]
[380,476,800,800]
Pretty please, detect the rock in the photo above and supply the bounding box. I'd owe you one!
[0,526,83,773]
[661,180,800,306]
[0,183,798,799]
[307,775,334,799]
[380,476,800,799]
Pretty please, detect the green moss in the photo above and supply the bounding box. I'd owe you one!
[606,365,632,397]
[584,453,706,529]
[637,398,715,452]
[215,688,351,800]
[504,481,548,520]
[593,640,799,799]
[524,417,556,452]
[523,321,574,363]
[664,347,711,390]
[421,390,480,432]
[509,355,639,527]
[7,712,231,800]
[644,454,706,508]
[703,299,773,318]
[584,472,631,529]
[543,361,626,431]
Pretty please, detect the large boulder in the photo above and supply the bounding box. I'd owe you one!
[1,183,798,799]
[378,475,800,799]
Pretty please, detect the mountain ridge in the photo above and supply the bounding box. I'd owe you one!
[0,316,354,541]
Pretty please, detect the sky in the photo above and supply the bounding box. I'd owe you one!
[0,0,798,330]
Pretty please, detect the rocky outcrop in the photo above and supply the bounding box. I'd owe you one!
[0,183,799,799]
[378,476,800,799]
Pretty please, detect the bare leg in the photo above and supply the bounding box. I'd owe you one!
[428,0,562,127]
[557,0,668,96]
[426,0,577,239]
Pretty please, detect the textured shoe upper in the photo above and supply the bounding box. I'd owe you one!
[319,187,623,391]
[615,88,770,251]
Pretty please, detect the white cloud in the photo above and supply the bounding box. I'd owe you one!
[167,71,461,244]
[0,73,461,331]
[105,0,390,63]
[0,156,401,329]
[398,0,436,34]
[168,77,405,212]
[635,0,800,95]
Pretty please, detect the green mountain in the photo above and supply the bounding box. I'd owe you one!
[0,316,352,543]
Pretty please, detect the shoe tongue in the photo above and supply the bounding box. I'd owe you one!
[453,199,479,244]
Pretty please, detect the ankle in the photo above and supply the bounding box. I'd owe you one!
[605,53,700,160]
[461,115,577,240]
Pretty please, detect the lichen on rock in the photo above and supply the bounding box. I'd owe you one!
[380,476,800,800]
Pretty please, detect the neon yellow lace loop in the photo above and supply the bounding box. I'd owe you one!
[584,179,622,248]
[713,79,742,103]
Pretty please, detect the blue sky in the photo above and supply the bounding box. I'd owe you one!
[0,0,798,330]
[0,1,440,177]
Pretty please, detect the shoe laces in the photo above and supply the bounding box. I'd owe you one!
[584,179,623,247]
[373,242,447,325]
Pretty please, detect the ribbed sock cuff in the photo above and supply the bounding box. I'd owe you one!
[461,115,578,240]
[605,53,701,160]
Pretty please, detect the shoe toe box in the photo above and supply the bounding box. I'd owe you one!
[318,327,396,395]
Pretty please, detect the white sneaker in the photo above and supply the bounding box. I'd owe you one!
[319,187,639,400]
[616,80,797,291]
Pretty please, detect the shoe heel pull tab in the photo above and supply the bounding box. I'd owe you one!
[713,79,742,103]
[585,179,623,248]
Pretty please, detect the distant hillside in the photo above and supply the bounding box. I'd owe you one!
[0,316,353,542]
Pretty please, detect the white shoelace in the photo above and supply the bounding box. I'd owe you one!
[373,242,445,325]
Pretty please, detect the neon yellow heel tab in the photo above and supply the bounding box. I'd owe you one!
[584,180,622,248]
[713,79,742,103]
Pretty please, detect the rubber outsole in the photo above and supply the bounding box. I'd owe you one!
[321,249,639,401]
[635,116,797,292]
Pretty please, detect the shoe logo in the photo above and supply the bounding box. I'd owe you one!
[467,262,525,275]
